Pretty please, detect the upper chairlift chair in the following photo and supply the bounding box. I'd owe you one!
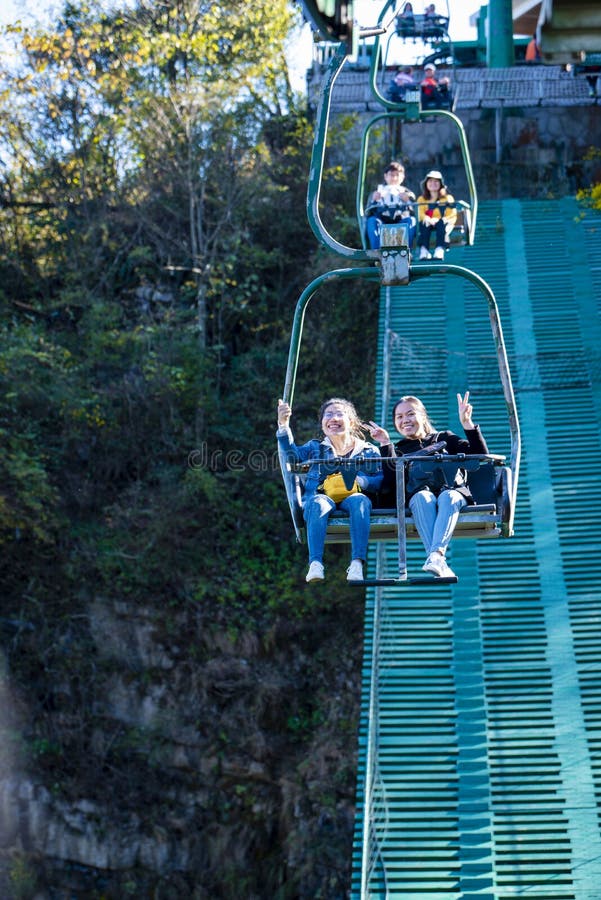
[394,0,450,42]
[356,2,474,254]
[381,0,455,111]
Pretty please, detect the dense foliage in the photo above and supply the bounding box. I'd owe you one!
[0,1,379,895]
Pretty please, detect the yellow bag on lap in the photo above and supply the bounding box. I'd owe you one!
[321,472,360,503]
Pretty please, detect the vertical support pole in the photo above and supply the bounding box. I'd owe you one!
[495,107,503,165]
[486,0,515,67]
[395,459,407,581]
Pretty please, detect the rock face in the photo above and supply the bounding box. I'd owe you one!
[0,578,363,898]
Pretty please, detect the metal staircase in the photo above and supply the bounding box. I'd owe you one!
[352,198,601,899]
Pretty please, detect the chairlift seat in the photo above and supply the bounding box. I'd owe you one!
[448,206,469,245]
[325,500,501,543]
[364,204,471,252]
[395,13,449,41]
[279,454,512,544]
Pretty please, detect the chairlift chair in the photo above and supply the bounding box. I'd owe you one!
[358,13,474,250]
[380,0,454,102]
[394,1,450,42]
[278,264,521,584]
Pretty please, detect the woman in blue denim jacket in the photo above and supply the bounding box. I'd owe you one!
[277,397,383,583]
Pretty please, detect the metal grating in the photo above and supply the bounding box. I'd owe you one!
[352,198,601,898]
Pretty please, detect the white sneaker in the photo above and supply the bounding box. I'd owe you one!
[433,246,445,260]
[419,247,432,260]
[306,561,325,582]
[437,559,456,578]
[423,553,443,575]
[346,560,364,582]
[423,552,455,578]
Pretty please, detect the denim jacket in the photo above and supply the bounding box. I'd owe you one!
[277,427,383,501]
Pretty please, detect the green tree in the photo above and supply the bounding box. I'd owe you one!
[0,0,323,564]
[0,6,379,898]
[0,0,300,325]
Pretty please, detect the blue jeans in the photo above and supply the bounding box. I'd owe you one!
[304,492,373,563]
[409,488,466,556]
[367,216,416,250]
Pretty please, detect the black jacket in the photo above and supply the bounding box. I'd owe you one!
[380,426,489,502]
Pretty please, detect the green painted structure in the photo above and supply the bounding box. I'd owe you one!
[487,0,515,68]
[351,197,601,898]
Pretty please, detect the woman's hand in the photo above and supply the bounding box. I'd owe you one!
[364,421,392,445]
[277,399,292,428]
[457,391,474,429]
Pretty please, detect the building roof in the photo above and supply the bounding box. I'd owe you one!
[307,64,600,112]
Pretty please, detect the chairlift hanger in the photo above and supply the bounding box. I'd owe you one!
[278,264,521,574]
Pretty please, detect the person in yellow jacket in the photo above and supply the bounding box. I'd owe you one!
[416,170,457,260]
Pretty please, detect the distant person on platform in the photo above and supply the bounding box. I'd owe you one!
[525,34,541,63]
[365,161,416,251]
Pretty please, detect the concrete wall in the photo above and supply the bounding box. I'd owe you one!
[392,105,601,199]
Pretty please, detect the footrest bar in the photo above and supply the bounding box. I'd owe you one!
[351,575,458,587]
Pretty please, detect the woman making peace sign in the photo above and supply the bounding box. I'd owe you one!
[366,392,489,580]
